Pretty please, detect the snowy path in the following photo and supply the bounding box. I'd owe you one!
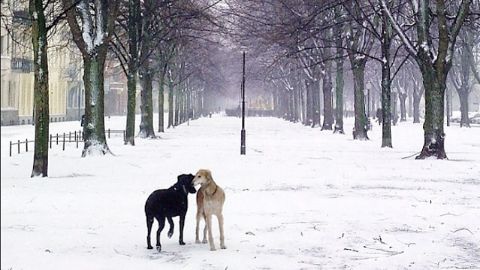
[2,115,480,270]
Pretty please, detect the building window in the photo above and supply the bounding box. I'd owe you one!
[8,85,14,107]
[0,34,9,56]
[0,35,4,55]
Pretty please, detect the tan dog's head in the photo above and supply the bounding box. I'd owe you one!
[193,169,212,186]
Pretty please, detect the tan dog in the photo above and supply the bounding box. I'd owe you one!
[193,169,226,251]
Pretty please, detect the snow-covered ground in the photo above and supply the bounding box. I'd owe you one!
[2,115,480,270]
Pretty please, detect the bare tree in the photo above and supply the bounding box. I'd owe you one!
[63,0,119,156]
[381,0,472,159]
[29,0,49,176]
[449,27,479,127]
[110,0,141,145]
[344,0,375,140]
[333,4,346,134]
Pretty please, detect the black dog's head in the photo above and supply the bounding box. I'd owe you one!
[175,174,196,194]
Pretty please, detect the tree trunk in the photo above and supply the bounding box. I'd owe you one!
[179,90,185,124]
[288,89,297,122]
[174,90,180,126]
[125,0,140,145]
[321,64,334,130]
[158,69,166,132]
[413,91,421,123]
[281,91,287,119]
[334,5,344,134]
[312,79,321,127]
[82,55,110,156]
[300,84,306,123]
[334,56,345,134]
[304,79,313,126]
[416,66,447,159]
[199,91,205,116]
[184,90,188,122]
[293,86,300,122]
[192,91,198,119]
[380,25,392,147]
[391,91,398,125]
[30,0,49,177]
[177,90,182,124]
[407,89,413,118]
[139,65,156,138]
[399,92,407,122]
[273,90,280,117]
[352,61,368,140]
[186,88,192,122]
[168,74,174,128]
[125,72,136,145]
[458,41,471,128]
[459,89,470,127]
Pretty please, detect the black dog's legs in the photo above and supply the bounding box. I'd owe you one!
[146,215,154,249]
[167,217,174,238]
[156,215,165,252]
[179,214,186,245]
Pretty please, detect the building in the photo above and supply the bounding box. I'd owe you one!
[104,61,128,116]
[1,5,33,125]
[1,2,84,125]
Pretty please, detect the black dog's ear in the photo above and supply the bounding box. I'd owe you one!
[177,174,186,182]
[177,174,194,183]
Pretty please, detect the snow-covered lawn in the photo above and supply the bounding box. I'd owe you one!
[2,115,479,270]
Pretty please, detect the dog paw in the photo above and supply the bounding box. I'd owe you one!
[220,245,227,249]
[156,246,162,252]
[147,246,153,250]
[195,240,201,244]
[210,247,216,251]
[202,239,208,244]
[179,241,185,245]
[167,231,173,238]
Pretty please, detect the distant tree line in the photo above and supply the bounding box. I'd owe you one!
[2,0,479,177]
[224,0,480,158]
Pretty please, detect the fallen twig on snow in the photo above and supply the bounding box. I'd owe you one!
[363,245,404,256]
[451,228,474,234]
[440,212,461,217]
[401,152,421,159]
[373,235,386,245]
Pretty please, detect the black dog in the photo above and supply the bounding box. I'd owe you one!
[145,174,196,251]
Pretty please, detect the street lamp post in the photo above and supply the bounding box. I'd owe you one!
[240,51,246,155]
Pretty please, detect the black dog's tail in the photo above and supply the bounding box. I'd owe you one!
[167,217,174,238]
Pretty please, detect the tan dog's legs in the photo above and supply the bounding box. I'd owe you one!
[195,211,202,244]
[206,214,216,251]
[218,213,226,249]
[202,223,208,243]
[195,212,208,244]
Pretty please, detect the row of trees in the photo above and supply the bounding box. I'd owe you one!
[4,0,480,177]
[224,0,479,158]
[12,0,224,177]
